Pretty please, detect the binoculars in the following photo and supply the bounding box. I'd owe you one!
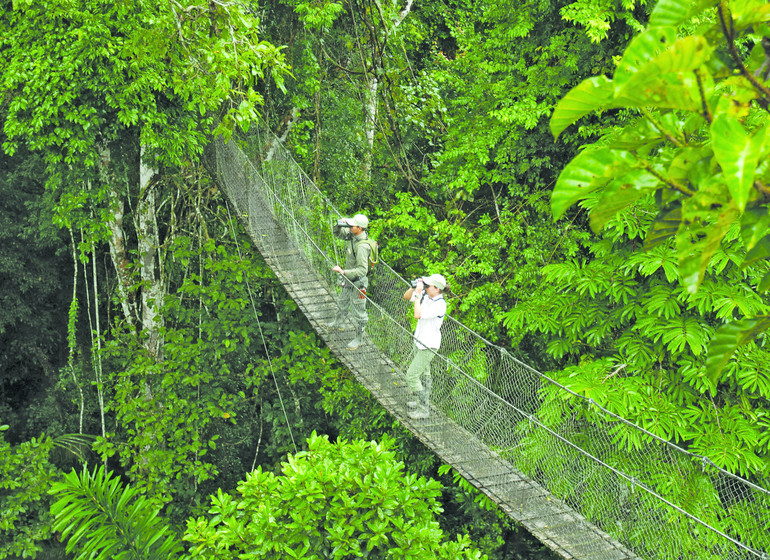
[410,278,426,288]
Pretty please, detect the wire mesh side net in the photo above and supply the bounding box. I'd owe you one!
[205,129,770,560]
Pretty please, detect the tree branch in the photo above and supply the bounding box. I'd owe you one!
[641,108,685,148]
[753,179,770,198]
[717,3,770,113]
[695,69,713,124]
[641,161,696,197]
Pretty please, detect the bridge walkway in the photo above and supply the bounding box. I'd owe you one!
[237,171,640,560]
[204,130,770,560]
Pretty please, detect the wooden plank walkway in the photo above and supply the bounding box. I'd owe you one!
[221,180,643,560]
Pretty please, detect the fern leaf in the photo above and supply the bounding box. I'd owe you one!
[643,283,682,319]
[660,315,710,356]
[627,243,679,281]
[633,314,669,343]
[541,261,582,284]
[711,285,765,320]
[50,466,183,560]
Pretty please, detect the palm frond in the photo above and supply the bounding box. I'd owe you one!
[51,433,96,462]
[50,466,183,560]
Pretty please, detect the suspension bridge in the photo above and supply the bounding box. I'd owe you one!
[204,128,770,560]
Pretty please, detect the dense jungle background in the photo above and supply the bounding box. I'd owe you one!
[2,0,770,558]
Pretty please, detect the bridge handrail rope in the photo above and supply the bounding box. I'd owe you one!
[206,127,770,560]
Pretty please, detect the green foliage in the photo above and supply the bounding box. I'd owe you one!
[184,432,486,559]
[503,193,770,477]
[560,0,648,43]
[0,424,58,559]
[282,330,380,432]
[549,0,770,378]
[355,0,637,346]
[93,235,272,505]
[1,0,288,169]
[283,0,345,31]
[416,0,637,201]
[50,466,183,560]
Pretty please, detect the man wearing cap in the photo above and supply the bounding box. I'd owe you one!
[327,213,372,349]
[402,274,447,419]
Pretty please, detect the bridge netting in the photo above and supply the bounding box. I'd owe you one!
[206,127,770,560]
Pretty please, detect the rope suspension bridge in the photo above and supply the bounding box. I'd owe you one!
[204,128,770,560]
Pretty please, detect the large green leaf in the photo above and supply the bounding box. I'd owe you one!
[677,204,739,294]
[758,269,770,293]
[589,170,660,232]
[667,145,712,183]
[742,234,770,267]
[612,27,677,88]
[615,37,712,111]
[739,207,770,251]
[731,0,770,29]
[550,75,614,139]
[644,204,681,249]
[551,148,639,220]
[711,117,765,212]
[648,0,713,28]
[642,36,712,76]
[706,316,770,389]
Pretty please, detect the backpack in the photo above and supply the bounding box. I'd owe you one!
[355,238,379,276]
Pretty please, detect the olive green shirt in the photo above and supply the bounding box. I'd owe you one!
[333,225,371,283]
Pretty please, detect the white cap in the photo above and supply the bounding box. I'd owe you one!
[350,214,369,229]
[424,274,446,290]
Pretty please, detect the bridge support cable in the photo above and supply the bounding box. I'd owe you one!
[203,130,770,560]
[224,203,299,458]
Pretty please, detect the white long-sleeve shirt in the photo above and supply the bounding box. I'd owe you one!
[411,293,446,350]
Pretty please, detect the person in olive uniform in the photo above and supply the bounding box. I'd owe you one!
[402,274,447,419]
[327,214,372,349]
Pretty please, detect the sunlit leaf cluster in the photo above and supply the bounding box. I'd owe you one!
[550,0,770,379]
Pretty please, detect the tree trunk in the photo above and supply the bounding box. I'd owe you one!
[362,74,379,180]
[265,107,300,162]
[99,146,138,330]
[360,0,412,180]
[136,145,164,360]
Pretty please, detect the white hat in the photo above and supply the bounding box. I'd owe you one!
[350,214,369,228]
[424,274,446,290]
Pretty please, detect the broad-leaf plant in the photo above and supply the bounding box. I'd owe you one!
[549,0,770,384]
[503,0,770,553]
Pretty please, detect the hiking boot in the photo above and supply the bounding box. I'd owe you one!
[407,388,426,409]
[347,328,366,350]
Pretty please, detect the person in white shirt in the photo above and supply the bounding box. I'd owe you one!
[402,274,447,419]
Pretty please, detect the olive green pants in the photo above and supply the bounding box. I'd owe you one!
[335,284,368,326]
[406,347,435,393]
